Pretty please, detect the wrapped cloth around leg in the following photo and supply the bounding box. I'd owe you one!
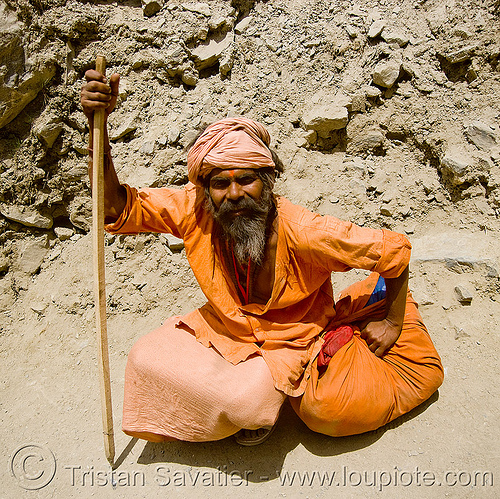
[290,273,444,437]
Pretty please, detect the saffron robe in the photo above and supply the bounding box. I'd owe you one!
[106,183,413,397]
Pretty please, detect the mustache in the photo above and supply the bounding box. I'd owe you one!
[216,196,269,218]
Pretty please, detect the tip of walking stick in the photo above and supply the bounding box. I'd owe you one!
[105,448,116,468]
[95,55,106,74]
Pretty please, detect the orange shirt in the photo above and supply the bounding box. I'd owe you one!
[106,183,411,396]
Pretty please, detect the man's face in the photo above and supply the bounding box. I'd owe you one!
[205,168,274,265]
[208,168,264,210]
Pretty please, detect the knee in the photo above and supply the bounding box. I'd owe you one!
[228,394,283,429]
[226,377,285,429]
[126,334,164,380]
[127,337,149,370]
[292,399,351,437]
[293,389,393,437]
[428,360,444,391]
[414,360,445,404]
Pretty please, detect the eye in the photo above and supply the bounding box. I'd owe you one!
[237,174,258,185]
[210,178,230,189]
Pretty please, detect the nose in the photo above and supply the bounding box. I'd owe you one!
[226,180,244,201]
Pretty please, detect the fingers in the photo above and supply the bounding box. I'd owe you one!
[83,69,111,97]
[84,69,106,83]
[364,337,387,357]
[84,70,119,94]
[81,99,110,113]
[109,73,120,97]
[83,81,112,98]
[365,335,384,355]
[81,71,121,119]
[360,322,389,357]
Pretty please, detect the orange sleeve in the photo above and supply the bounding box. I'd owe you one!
[373,228,412,278]
[281,201,411,279]
[318,219,411,278]
[104,183,197,239]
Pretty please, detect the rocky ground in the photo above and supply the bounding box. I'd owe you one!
[1,0,499,497]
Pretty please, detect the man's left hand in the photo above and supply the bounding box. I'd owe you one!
[360,318,401,357]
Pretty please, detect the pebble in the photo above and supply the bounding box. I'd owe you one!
[454,285,473,304]
[455,327,470,339]
[160,234,185,251]
[54,227,73,241]
[367,19,386,38]
[345,25,358,38]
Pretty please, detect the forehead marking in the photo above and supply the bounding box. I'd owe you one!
[213,169,256,179]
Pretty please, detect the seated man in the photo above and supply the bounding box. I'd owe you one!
[81,70,444,445]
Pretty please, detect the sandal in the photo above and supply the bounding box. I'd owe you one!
[234,423,277,446]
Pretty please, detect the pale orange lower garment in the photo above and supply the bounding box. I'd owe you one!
[122,274,443,442]
[122,318,286,442]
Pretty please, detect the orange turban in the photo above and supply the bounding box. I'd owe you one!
[187,117,275,185]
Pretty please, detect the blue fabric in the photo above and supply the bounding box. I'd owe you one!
[365,276,386,307]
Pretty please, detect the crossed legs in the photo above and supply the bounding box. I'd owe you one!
[122,318,286,442]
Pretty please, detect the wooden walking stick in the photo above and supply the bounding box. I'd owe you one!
[92,55,115,465]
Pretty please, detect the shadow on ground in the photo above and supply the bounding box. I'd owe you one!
[126,391,440,483]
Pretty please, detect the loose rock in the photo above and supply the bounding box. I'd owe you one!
[17,238,49,275]
[54,227,74,241]
[367,20,386,39]
[454,285,473,304]
[372,59,401,88]
[191,32,234,70]
[182,3,211,17]
[235,17,253,35]
[33,111,63,148]
[439,150,471,185]
[160,233,185,251]
[347,129,385,156]
[381,28,409,47]
[465,121,497,151]
[437,44,476,64]
[0,204,53,229]
[142,0,164,17]
[302,105,349,134]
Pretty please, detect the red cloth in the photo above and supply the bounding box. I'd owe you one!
[317,325,354,372]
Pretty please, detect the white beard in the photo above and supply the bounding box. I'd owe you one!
[205,188,274,266]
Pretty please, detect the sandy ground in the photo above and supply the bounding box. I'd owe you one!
[2,224,499,499]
